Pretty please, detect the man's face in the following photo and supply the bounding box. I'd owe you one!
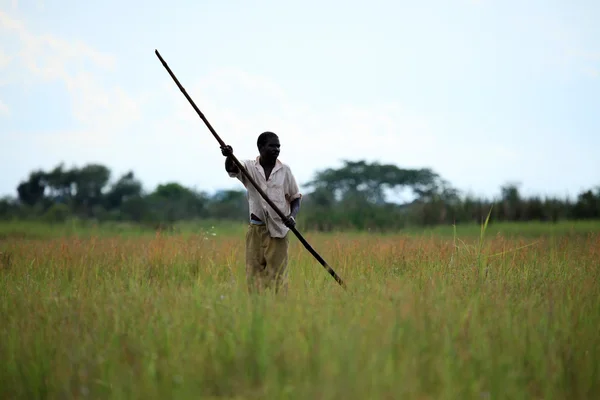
[259,136,280,162]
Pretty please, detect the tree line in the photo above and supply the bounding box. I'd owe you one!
[0,161,599,231]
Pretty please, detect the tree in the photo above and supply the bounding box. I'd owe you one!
[16,170,47,207]
[4,159,600,231]
[207,189,248,220]
[0,196,19,220]
[104,171,143,210]
[499,182,522,221]
[72,164,111,217]
[146,183,209,222]
[413,178,462,226]
[304,160,440,204]
[300,160,449,231]
[572,188,600,219]
[44,163,76,204]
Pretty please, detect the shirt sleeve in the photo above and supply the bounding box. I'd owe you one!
[228,160,248,183]
[285,166,302,202]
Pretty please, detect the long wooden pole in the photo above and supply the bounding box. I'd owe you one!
[154,49,346,289]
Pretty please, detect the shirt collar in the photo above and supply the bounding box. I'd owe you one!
[253,156,283,175]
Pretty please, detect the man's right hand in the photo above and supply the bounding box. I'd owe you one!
[221,145,233,157]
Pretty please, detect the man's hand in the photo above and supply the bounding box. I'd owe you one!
[221,145,233,157]
[283,215,296,228]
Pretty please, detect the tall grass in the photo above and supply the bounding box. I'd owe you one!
[0,222,599,399]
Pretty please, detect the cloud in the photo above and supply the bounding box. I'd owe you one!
[0,7,146,193]
[535,15,600,80]
[0,8,141,142]
[0,98,8,115]
[0,47,10,109]
[0,10,114,73]
[0,9,119,107]
[165,68,438,167]
[578,51,600,78]
[0,47,9,68]
[583,66,599,78]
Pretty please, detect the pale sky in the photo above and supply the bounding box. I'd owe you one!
[1,0,599,202]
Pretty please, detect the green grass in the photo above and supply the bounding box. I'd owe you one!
[0,220,599,399]
[0,218,247,240]
[2,218,599,240]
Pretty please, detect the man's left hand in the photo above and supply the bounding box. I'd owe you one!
[284,215,296,228]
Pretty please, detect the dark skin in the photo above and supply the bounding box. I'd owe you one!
[221,136,300,228]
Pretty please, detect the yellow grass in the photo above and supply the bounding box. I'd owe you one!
[1,224,599,399]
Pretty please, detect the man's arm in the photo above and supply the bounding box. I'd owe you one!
[221,145,239,175]
[289,197,301,219]
[225,156,238,174]
[284,197,302,228]
[284,167,302,228]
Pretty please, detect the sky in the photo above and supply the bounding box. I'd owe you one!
[1,0,599,203]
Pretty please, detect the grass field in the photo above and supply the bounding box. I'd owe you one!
[1,219,599,399]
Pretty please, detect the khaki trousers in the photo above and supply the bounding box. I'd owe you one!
[245,224,289,293]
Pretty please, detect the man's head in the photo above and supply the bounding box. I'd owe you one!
[257,131,280,163]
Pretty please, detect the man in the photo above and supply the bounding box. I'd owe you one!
[221,131,302,293]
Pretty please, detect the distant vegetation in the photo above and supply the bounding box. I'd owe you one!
[1,160,599,231]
